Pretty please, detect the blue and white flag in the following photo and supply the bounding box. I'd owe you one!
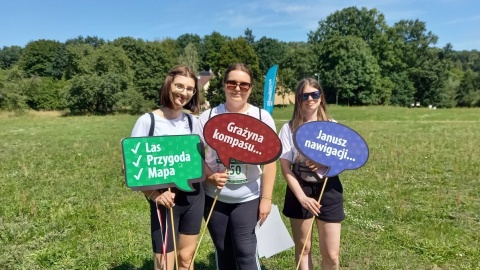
[263,65,278,115]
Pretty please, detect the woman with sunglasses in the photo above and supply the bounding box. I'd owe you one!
[197,63,277,270]
[129,65,204,270]
[278,78,344,270]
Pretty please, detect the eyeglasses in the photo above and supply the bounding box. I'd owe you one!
[172,83,196,95]
[225,80,251,92]
[302,91,321,101]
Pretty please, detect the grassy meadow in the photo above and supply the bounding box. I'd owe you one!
[1,106,479,269]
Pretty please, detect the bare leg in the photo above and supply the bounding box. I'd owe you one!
[316,220,341,270]
[291,218,314,270]
[177,234,199,270]
[154,251,175,270]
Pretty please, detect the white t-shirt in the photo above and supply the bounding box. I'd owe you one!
[131,112,200,137]
[278,121,330,176]
[197,104,277,203]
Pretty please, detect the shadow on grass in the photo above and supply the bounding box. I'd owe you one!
[109,252,217,270]
[109,251,270,270]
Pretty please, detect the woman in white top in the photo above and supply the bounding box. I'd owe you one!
[130,65,203,270]
[197,63,277,270]
[278,78,345,270]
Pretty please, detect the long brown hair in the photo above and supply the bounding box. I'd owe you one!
[159,65,199,114]
[289,78,329,131]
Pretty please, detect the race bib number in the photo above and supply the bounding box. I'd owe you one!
[216,158,247,184]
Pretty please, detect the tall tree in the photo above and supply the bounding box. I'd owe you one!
[254,37,286,74]
[178,43,200,73]
[308,6,392,73]
[313,36,383,105]
[201,31,230,73]
[64,43,95,79]
[112,37,174,102]
[20,39,62,77]
[390,20,448,106]
[51,44,69,79]
[281,42,315,80]
[457,70,480,107]
[65,35,105,48]
[244,28,255,45]
[277,68,297,105]
[0,46,23,70]
[176,33,202,55]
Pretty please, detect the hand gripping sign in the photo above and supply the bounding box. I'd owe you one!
[121,134,205,192]
[293,121,369,177]
[203,113,282,167]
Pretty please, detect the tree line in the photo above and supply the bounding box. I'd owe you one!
[1,6,479,115]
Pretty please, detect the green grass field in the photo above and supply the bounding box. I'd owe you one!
[1,106,479,270]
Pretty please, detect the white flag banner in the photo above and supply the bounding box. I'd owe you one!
[255,204,294,258]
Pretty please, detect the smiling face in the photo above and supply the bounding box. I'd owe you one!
[302,85,322,112]
[170,75,196,110]
[159,65,199,114]
[223,70,252,106]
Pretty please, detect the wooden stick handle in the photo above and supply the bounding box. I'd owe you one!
[295,177,329,270]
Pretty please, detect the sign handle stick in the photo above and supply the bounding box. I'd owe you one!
[188,188,221,270]
[295,177,329,270]
[169,188,179,270]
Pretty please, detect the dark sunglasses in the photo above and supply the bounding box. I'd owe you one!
[302,91,321,101]
[225,80,251,92]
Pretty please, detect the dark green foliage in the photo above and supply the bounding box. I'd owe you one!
[1,6,480,113]
[20,39,62,77]
[50,44,69,79]
[65,35,106,48]
[111,37,174,103]
[23,76,68,110]
[205,76,225,108]
[0,68,28,114]
[314,36,383,105]
[457,70,480,107]
[200,31,230,73]
[115,88,155,114]
[254,37,286,75]
[0,46,23,69]
[66,73,130,114]
[390,72,416,106]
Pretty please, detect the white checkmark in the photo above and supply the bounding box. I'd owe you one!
[134,168,143,180]
[131,142,141,154]
[132,155,142,167]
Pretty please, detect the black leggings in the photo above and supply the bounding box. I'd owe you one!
[204,195,261,270]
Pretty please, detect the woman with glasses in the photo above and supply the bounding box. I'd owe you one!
[129,65,203,270]
[197,63,277,270]
[278,78,344,270]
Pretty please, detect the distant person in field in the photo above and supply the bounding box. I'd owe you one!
[129,65,203,270]
[278,78,345,270]
[196,63,277,270]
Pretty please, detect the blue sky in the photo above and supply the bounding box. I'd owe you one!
[1,0,479,50]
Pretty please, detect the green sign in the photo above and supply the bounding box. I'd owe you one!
[121,135,205,192]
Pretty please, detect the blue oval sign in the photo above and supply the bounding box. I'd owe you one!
[293,121,369,177]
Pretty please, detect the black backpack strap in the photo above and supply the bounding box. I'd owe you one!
[259,107,262,121]
[185,113,193,133]
[148,112,155,136]
[208,108,214,119]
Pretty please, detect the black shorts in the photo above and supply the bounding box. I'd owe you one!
[148,182,204,253]
[282,176,345,222]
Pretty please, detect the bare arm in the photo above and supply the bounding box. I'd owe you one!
[259,161,276,224]
[280,158,320,216]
